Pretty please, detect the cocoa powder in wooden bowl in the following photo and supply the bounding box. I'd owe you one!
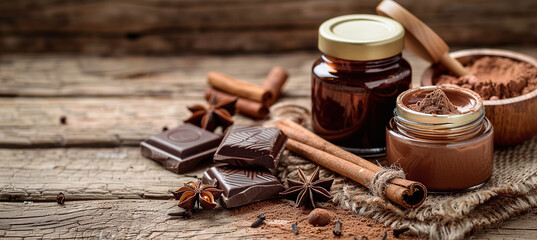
[421,49,537,146]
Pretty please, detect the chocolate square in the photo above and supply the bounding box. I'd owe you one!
[202,166,285,208]
[213,126,287,169]
[140,123,222,174]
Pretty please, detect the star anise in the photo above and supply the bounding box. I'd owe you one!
[184,95,237,132]
[280,167,333,208]
[172,180,223,210]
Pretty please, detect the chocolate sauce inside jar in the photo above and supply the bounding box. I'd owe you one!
[312,15,411,155]
[312,54,411,150]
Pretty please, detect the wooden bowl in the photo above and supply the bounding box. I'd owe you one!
[421,49,537,146]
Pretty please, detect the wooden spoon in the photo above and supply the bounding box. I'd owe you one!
[376,0,469,77]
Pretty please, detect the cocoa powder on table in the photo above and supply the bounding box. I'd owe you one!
[435,56,537,100]
[231,199,422,239]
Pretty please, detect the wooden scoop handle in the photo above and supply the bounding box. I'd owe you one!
[377,0,468,76]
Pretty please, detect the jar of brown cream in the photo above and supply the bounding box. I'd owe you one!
[386,86,493,191]
[312,14,411,157]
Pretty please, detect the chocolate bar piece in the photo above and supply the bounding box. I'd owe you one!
[203,166,285,208]
[140,123,221,174]
[213,126,287,169]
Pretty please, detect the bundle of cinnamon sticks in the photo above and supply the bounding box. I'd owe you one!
[206,67,288,119]
[275,119,427,209]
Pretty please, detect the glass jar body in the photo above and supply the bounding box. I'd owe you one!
[311,54,411,154]
[386,117,494,191]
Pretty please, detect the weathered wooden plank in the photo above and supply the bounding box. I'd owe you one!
[0,200,534,239]
[4,47,537,147]
[0,147,211,201]
[0,200,246,239]
[0,51,427,98]
[471,210,537,239]
[0,51,428,147]
[1,0,536,54]
[0,96,309,147]
[3,48,537,98]
[0,53,317,98]
[0,97,191,147]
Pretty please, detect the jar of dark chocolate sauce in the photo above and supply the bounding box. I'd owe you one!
[312,15,411,157]
[386,86,493,191]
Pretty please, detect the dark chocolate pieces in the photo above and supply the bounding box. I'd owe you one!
[201,126,288,208]
[141,123,222,174]
[213,126,287,170]
[203,166,285,208]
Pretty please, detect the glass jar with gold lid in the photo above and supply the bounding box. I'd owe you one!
[386,86,493,191]
[312,14,411,156]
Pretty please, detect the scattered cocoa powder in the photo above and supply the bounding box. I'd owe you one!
[231,199,422,239]
[408,89,461,115]
[435,56,537,100]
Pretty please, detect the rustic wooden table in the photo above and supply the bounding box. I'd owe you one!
[1,48,536,239]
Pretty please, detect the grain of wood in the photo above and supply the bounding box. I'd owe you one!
[470,210,537,239]
[0,51,426,147]
[0,200,249,239]
[0,53,316,98]
[4,48,535,99]
[0,97,187,147]
[0,97,308,147]
[0,147,213,201]
[0,200,534,239]
[1,0,537,54]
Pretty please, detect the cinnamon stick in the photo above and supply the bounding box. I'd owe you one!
[208,71,272,103]
[205,88,269,119]
[276,119,427,208]
[276,119,382,172]
[286,139,426,209]
[287,139,373,186]
[278,119,421,189]
[262,66,288,106]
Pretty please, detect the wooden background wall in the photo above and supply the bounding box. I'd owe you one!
[1,0,536,55]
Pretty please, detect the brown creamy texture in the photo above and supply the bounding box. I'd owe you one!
[408,89,461,115]
[386,123,493,191]
[388,88,493,191]
[436,56,537,100]
[312,55,411,150]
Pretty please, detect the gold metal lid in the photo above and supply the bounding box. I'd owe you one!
[318,14,405,61]
[396,86,484,130]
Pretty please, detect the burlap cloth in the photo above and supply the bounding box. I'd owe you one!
[266,103,537,240]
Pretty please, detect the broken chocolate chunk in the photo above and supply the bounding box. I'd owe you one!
[213,126,287,170]
[140,123,221,174]
[202,165,285,208]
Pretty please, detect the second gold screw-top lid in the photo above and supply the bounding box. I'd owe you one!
[318,14,405,61]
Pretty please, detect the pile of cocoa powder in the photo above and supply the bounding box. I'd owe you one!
[232,199,422,239]
[408,89,461,115]
[435,56,537,100]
